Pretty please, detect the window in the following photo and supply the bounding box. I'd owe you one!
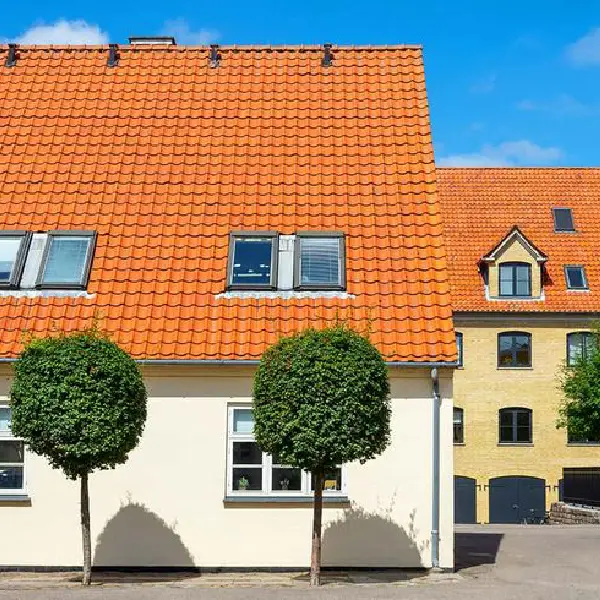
[228,232,278,289]
[498,332,532,367]
[38,232,96,288]
[0,406,25,494]
[227,407,345,496]
[499,408,532,444]
[0,232,30,288]
[499,262,531,297]
[553,208,575,232]
[456,332,463,367]
[294,233,345,289]
[567,429,600,444]
[453,408,464,444]
[567,332,597,366]
[565,266,588,290]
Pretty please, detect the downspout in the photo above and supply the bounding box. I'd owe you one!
[430,367,441,570]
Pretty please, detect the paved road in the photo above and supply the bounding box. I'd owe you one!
[2,525,600,599]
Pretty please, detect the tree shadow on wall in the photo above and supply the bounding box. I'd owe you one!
[92,500,196,582]
[321,501,428,581]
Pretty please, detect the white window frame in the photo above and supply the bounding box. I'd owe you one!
[226,405,347,498]
[0,404,26,495]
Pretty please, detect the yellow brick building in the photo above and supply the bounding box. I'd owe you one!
[438,167,600,524]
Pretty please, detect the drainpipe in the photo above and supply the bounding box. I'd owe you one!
[430,367,441,570]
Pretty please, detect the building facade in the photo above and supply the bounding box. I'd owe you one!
[438,167,600,524]
[0,43,457,569]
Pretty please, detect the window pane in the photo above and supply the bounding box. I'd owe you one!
[232,441,262,465]
[500,410,513,428]
[515,266,530,296]
[516,425,531,443]
[0,466,23,490]
[554,208,574,232]
[0,407,11,433]
[0,238,22,283]
[456,333,463,366]
[233,409,254,434]
[568,334,584,365]
[311,468,343,492]
[499,265,514,296]
[499,335,515,366]
[231,237,273,286]
[271,467,302,491]
[453,423,463,444]
[584,333,598,359]
[566,267,586,289]
[232,467,262,491]
[300,237,340,286]
[0,441,24,463]
[500,424,514,442]
[516,410,530,428]
[514,336,531,366]
[42,237,91,284]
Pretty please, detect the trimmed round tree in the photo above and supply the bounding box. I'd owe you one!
[253,326,391,586]
[10,330,147,585]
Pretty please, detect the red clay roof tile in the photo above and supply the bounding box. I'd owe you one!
[0,44,454,362]
[438,167,600,313]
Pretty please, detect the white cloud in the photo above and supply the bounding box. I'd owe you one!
[517,94,598,117]
[565,28,600,66]
[160,19,219,45]
[438,140,563,167]
[470,73,497,94]
[11,19,108,45]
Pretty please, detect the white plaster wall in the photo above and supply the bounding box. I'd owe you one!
[0,366,453,569]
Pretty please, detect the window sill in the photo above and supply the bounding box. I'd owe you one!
[0,494,31,505]
[453,442,466,446]
[223,495,349,506]
[497,366,533,370]
[567,443,600,447]
[497,443,534,447]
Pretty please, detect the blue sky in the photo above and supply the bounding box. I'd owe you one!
[2,1,600,166]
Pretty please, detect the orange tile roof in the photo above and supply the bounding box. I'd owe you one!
[437,167,600,313]
[0,45,455,363]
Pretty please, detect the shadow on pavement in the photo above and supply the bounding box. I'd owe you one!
[454,531,504,571]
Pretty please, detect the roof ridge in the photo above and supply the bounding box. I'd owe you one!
[2,43,423,51]
[437,167,600,171]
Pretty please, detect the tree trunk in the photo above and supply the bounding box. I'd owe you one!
[80,472,92,585]
[310,469,324,586]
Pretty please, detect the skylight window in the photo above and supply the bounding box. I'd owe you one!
[565,266,588,290]
[0,232,30,288]
[294,233,345,290]
[228,232,278,289]
[553,208,575,232]
[38,233,96,288]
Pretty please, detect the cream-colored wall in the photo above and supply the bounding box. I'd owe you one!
[0,366,453,570]
[454,318,600,523]
[488,240,542,298]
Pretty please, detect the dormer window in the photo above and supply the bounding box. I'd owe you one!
[553,208,575,233]
[228,232,278,290]
[499,262,531,297]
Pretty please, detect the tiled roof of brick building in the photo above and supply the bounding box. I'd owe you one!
[0,44,455,363]
[437,167,600,313]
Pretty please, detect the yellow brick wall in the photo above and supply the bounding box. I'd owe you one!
[487,239,542,298]
[454,317,600,523]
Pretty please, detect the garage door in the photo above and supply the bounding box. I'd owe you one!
[455,476,477,523]
[489,476,545,524]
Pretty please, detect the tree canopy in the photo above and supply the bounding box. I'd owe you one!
[559,335,600,441]
[10,330,147,479]
[253,325,391,470]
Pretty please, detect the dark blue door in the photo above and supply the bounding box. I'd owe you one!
[455,476,477,523]
[489,476,545,523]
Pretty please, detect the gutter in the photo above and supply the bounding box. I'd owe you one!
[430,367,442,571]
[0,359,458,367]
